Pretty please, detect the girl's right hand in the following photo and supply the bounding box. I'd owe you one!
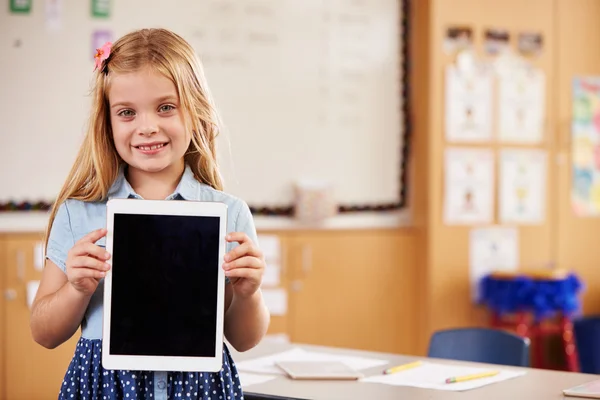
[66,228,111,296]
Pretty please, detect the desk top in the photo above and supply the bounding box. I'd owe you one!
[231,341,597,400]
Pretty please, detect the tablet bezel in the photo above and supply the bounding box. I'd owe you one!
[102,198,228,372]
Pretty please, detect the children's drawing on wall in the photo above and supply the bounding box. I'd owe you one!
[444,61,493,142]
[572,77,600,216]
[469,226,519,302]
[463,188,475,212]
[443,26,473,55]
[10,0,32,14]
[483,28,510,56]
[91,0,110,18]
[45,0,62,31]
[497,66,546,144]
[444,147,494,225]
[499,149,547,224]
[517,32,543,57]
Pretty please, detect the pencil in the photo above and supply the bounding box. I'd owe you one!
[383,360,423,375]
[445,370,499,383]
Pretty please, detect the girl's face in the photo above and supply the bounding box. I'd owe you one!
[108,67,190,176]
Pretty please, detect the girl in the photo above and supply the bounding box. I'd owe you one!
[30,28,270,400]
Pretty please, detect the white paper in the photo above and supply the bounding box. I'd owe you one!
[499,149,547,224]
[498,68,546,144]
[262,288,288,316]
[444,148,495,225]
[469,227,519,302]
[45,0,62,31]
[34,242,44,271]
[26,280,40,309]
[445,65,494,142]
[257,234,281,287]
[236,348,388,375]
[262,263,281,287]
[361,362,526,391]
[239,372,277,387]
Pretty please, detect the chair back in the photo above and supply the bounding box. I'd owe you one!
[573,316,600,374]
[427,327,530,367]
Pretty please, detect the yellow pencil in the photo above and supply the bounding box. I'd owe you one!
[445,370,499,384]
[383,361,423,375]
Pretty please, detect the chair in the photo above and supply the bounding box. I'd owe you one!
[427,327,530,367]
[573,316,600,374]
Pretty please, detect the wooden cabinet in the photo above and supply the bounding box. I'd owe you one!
[283,230,418,354]
[1,234,78,400]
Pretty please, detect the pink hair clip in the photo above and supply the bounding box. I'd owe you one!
[94,41,112,71]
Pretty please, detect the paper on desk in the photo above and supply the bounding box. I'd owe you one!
[236,348,388,375]
[361,362,526,391]
[239,372,277,387]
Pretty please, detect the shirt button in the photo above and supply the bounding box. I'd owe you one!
[157,380,166,390]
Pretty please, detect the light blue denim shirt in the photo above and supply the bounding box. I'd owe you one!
[46,164,258,340]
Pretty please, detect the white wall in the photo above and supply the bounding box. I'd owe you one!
[0,0,405,210]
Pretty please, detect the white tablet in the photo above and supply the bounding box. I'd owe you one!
[102,198,228,372]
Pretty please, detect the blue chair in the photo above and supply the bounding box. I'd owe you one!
[427,327,530,367]
[573,316,600,373]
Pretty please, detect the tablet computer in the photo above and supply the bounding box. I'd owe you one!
[275,361,364,380]
[102,198,228,372]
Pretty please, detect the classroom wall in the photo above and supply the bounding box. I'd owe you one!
[0,0,406,211]
[411,0,600,354]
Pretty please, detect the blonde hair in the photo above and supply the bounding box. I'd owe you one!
[45,28,224,248]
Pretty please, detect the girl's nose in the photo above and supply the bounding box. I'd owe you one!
[138,125,158,136]
[137,114,159,136]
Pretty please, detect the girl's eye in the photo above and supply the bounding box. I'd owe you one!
[159,104,175,113]
[118,109,135,117]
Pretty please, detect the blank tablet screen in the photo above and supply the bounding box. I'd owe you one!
[109,213,220,358]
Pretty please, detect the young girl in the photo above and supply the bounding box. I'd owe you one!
[30,28,270,400]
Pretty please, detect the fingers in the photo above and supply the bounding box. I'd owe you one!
[71,255,110,271]
[224,236,263,262]
[75,242,110,260]
[68,231,110,261]
[224,266,261,281]
[70,267,107,280]
[77,228,107,245]
[226,231,248,242]
[223,256,264,273]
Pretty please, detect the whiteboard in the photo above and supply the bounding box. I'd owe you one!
[0,0,407,212]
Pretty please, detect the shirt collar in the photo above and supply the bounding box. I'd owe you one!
[107,164,199,201]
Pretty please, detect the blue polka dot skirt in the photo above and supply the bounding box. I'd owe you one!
[58,338,244,399]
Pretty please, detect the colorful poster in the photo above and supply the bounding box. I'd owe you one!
[10,0,31,13]
[443,147,495,225]
[572,78,600,216]
[499,149,547,224]
[497,68,546,144]
[91,0,110,18]
[444,65,494,143]
[469,226,519,302]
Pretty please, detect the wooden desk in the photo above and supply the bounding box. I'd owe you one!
[231,341,597,400]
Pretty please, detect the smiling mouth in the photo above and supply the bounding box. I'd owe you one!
[135,143,168,151]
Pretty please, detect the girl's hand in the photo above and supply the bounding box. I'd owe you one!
[223,232,265,298]
[66,228,111,296]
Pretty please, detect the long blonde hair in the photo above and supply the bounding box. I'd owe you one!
[45,28,224,247]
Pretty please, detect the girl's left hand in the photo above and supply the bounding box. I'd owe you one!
[223,232,265,298]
